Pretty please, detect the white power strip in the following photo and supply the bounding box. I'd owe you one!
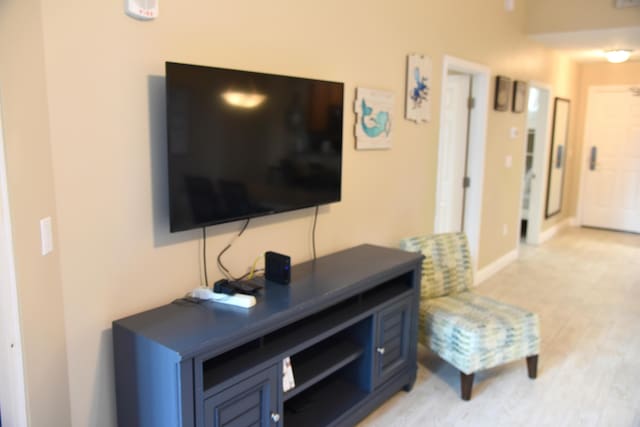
[189,288,256,308]
[211,292,256,308]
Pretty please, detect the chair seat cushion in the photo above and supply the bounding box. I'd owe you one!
[423,292,540,374]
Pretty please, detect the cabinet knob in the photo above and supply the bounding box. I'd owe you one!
[271,412,281,423]
[377,347,385,355]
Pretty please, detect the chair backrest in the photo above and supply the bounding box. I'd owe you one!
[400,232,473,299]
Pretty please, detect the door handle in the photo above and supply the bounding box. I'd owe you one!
[590,146,597,171]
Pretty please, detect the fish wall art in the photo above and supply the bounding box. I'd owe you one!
[354,87,395,150]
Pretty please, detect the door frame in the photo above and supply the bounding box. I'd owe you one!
[518,81,553,245]
[435,55,490,271]
[0,97,29,427]
[577,84,640,227]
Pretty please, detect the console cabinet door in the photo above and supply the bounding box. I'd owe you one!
[204,365,280,427]
[373,298,412,387]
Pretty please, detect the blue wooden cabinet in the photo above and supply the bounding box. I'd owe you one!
[113,244,422,427]
[204,365,280,427]
[374,298,413,389]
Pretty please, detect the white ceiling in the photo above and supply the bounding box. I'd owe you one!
[529,26,640,62]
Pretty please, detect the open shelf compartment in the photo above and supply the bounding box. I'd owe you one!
[284,335,364,401]
[283,370,368,427]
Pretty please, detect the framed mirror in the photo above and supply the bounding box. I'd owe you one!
[545,97,570,218]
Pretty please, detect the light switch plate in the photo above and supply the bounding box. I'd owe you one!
[505,155,513,168]
[40,217,53,255]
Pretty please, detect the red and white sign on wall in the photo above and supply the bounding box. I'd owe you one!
[125,0,158,20]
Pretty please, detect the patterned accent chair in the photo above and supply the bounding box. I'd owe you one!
[400,232,540,400]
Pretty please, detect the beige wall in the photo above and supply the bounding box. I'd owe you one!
[0,0,581,425]
[526,0,640,34]
[569,60,640,215]
[0,0,71,425]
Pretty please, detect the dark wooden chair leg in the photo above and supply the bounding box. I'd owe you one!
[460,372,474,401]
[526,355,538,379]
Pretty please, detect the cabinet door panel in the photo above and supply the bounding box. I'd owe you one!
[374,298,411,387]
[204,365,279,427]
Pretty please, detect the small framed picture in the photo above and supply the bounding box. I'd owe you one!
[354,87,394,150]
[405,54,431,123]
[494,75,511,112]
[512,80,527,113]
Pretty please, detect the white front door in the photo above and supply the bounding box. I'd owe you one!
[436,74,470,232]
[581,86,640,233]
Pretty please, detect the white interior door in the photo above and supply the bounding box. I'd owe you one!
[581,86,640,233]
[0,98,29,427]
[435,56,490,272]
[436,74,470,232]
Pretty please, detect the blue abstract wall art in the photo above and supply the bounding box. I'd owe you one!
[405,54,432,123]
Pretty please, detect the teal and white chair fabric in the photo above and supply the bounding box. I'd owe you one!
[400,232,540,400]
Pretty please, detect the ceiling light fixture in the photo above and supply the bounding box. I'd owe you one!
[605,49,632,63]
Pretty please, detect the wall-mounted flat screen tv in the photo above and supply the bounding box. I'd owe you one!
[166,62,344,232]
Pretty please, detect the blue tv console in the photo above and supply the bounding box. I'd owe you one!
[113,244,422,427]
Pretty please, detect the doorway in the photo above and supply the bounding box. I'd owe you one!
[519,82,552,245]
[434,56,490,270]
[0,98,28,427]
[579,85,640,233]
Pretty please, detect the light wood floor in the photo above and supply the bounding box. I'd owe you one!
[359,227,640,427]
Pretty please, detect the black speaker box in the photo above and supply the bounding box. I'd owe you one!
[265,251,291,284]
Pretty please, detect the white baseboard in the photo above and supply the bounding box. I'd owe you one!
[539,216,576,244]
[475,248,519,286]
[474,216,576,286]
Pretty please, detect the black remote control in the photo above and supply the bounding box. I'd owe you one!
[230,280,263,295]
[213,279,236,295]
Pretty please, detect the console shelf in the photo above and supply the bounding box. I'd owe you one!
[113,244,422,427]
[284,375,368,427]
[284,336,364,401]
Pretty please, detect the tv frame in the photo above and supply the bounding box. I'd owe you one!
[165,61,345,232]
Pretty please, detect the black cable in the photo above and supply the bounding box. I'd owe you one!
[202,227,209,287]
[312,206,319,261]
[217,244,232,279]
[217,218,250,281]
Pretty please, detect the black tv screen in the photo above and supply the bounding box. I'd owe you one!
[166,62,344,232]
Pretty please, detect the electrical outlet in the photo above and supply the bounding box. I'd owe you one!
[505,0,515,11]
[502,224,508,236]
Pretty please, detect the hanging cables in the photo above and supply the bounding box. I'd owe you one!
[217,218,251,281]
[312,206,319,261]
[202,227,209,288]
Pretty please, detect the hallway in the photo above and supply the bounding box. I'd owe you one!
[360,227,640,426]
